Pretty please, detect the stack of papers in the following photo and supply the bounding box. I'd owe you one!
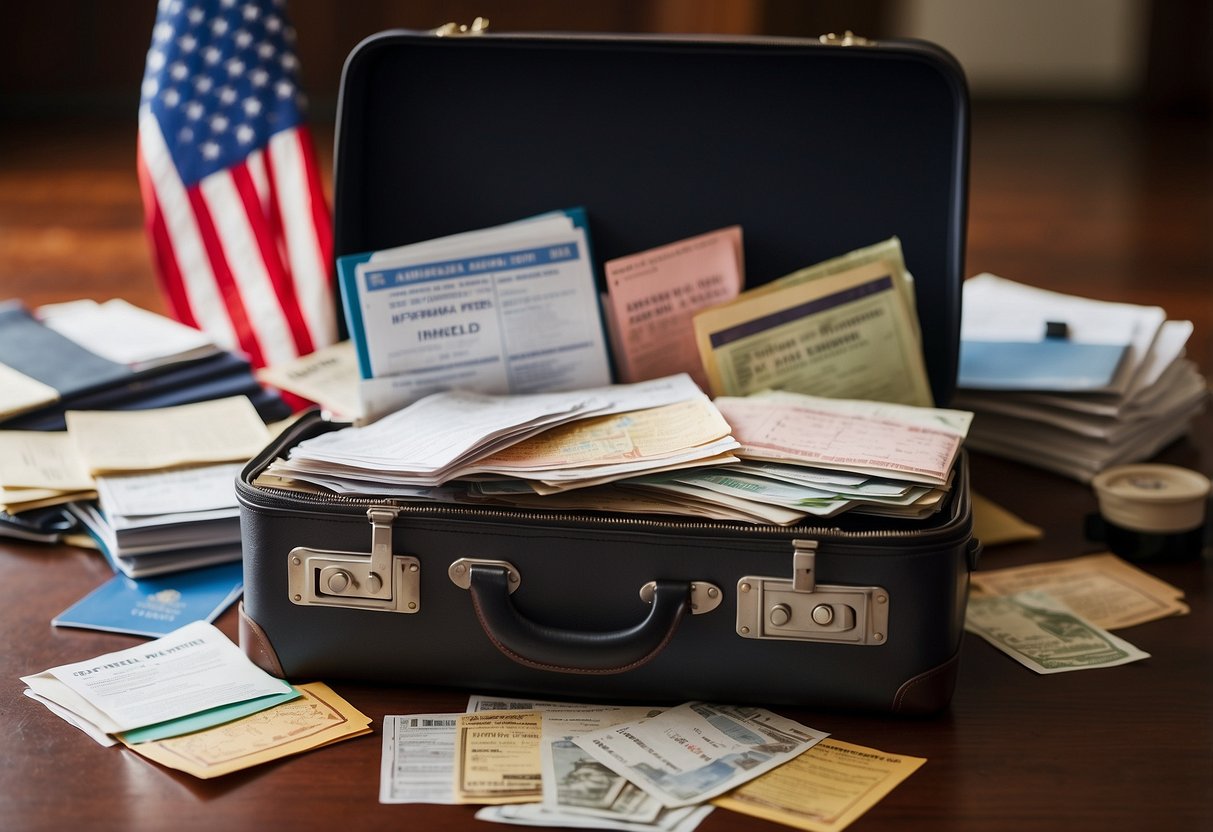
[260,380,969,526]
[269,374,735,494]
[954,274,1208,481]
[20,622,371,778]
[60,397,271,576]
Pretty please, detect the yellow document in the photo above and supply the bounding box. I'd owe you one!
[454,710,543,804]
[693,258,932,406]
[0,430,94,491]
[476,397,733,472]
[0,363,59,420]
[713,738,926,832]
[0,484,96,513]
[969,552,1187,629]
[970,491,1043,546]
[122,682,371,779]
[66,396,270,474]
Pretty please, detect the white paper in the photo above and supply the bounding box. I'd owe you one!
[379,714,461,804]
[22,688,118,747]
[575,702,828,808]
[94,463,242,517]
[40,298,218,370]
[20,621,292,733]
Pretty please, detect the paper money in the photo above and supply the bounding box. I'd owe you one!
[965,590,1150,673]
[574,702,828,808]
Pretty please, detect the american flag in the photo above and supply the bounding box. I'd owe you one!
[137,0,337,369]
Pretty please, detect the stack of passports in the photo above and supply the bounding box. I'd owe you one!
[0,301,290,429]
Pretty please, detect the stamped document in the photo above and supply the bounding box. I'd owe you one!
[379,713,462,803]
[454,710,544,804]
[714,393,971,485]
[714,738,926,832]
[575,702,828,808]
[965,590,1150,674]
[340,210,611,420]
[693,239,931,405]
[124,682,370,779]
[970,553,1187,629]
[257,339,362,421]
[602,226,743,390]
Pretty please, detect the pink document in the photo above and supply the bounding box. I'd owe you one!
[603,226,743,391]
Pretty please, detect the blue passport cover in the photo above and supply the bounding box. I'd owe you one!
[52,561,244,638]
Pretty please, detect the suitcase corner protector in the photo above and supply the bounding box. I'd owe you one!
[238,601,287,679]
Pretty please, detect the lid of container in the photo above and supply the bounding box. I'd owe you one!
[1091,464,1211,533]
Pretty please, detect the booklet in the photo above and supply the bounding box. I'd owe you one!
[52,560,244,638]
[338,209,612,421]
[692,239,932,406]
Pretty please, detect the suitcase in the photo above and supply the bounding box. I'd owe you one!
[237,27,977,714]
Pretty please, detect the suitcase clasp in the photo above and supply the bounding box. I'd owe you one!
[286,506,421,613]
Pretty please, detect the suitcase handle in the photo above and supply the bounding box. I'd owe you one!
[465,564,690,674]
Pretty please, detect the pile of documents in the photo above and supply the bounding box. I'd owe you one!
[0,298,290,431]
[381,694,925,832]
[259,375,970,525]
[20,621,370,778]
[953,274,1208,482]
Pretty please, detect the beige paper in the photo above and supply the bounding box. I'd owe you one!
[714,738,926,832]
[122,682,371,779]
[969,552,1187,629]
[0,430,95,491]
[0,484,96,513]
[970,492,1043,546]
[66,396,270,474]
[0,363,60,420]
[693,257,932,406]
[454,710,544,804]
[257,340,362,420]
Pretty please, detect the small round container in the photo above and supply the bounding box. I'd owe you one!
[1088,464,1211,561]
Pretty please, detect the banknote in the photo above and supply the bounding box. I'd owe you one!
[965,589,1150,674]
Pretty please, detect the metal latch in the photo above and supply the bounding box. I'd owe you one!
[736,541,889,644]
[287,506,420,613]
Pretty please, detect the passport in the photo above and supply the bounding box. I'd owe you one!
[52,560,244,638]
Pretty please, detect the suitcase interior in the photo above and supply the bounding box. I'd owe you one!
[332,30,969,404]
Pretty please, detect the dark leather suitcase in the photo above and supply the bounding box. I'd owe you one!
[238,27,976,714]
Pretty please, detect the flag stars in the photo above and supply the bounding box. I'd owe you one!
[257,42,275,60]
[200,140,221,160]
[162,88,181,107]
[170,62,189,81]
[249,68,269,87]
[243,98,262,117]
[275,80,294,99]
[178,126,195,143]
[219,86,238,105]
[234,29,253,49]
[186,101,205,120]
[264,15,281,33]
[211,18,229,36]
[178,34,197,53]
[226,58,246,77]
[194,76,213,94]
[204,46,222,65]
[280,53,298,71]
[210,114,230,133]
[236,124,256,144]
[187,6,205,24]
[243,3,260,21]
[148,50,166,71]
[154,22,174,42]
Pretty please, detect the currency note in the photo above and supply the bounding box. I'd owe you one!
[574,702,828,808]
[965,589,1150,673]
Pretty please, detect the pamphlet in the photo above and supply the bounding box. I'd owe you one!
[339,209,612,420]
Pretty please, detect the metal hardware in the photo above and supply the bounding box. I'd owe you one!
[448,558,521,593]
[792,539,817,592]
[287,507,419,613]
[434,17,490,37]
[639,581,722,615]
[736,543,888,644]
[818,30,873,47]
[736,575,886,644]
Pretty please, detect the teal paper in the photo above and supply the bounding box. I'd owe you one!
[118,686,300,744]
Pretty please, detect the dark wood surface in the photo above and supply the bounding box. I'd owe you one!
[2,101,1211,831]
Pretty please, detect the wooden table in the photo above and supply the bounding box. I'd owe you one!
[2,102,1211,830]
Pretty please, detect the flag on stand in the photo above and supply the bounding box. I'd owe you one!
[137,0,337,369]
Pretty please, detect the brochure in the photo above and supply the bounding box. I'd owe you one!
[338,209,612,421]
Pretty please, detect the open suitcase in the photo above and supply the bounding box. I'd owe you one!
[237,26,977,714]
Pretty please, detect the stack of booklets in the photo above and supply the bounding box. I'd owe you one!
[0,299,290,430]
[952,274,1208,482]
[258,376,971,525]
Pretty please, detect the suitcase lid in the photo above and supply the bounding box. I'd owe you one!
[333,29,969,404]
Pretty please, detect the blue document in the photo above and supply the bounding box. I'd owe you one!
[52,561,244,638]
[958,339,1128,391]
